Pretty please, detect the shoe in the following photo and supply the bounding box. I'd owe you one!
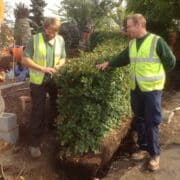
[148,155,160,171]
[131,150,148,160]
[29,146,41,158]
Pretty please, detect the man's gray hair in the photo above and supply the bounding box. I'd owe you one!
[43,17,61,29]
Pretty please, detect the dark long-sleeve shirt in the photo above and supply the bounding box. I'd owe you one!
[109,33,176,71]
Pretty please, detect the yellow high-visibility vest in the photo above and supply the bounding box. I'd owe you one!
[129,33,165,92]
[30,32,65,85]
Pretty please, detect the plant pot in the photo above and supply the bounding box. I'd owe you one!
[10,46,24,62]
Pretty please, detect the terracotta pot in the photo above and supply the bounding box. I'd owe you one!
[168,31,180,60]
[11,46,24,62]
[168,32,177,47]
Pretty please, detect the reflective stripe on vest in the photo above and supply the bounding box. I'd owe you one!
[30,33,63,85]
[130,74,165,81]
[129,33,165,91]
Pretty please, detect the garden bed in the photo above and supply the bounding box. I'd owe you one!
[58,119,132,179]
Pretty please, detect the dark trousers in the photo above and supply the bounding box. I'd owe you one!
[131,86,162,156]
[28,79,58,147]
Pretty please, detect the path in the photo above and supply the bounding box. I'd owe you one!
[103,91,180,180]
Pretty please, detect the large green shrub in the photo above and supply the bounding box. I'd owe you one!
[54,33,131,157]
[90,31,122,51]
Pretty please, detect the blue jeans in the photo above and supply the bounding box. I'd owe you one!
[131,86,162,156]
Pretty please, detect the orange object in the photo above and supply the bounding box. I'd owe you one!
[11,46,24,62]
[0,0,4,22]
[0,71,5,82]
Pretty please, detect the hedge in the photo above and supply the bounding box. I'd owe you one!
[54,32,131,158]
[89,31,122,50]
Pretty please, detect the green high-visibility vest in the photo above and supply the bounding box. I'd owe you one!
[30,33,65,85]
[129,33,165,92]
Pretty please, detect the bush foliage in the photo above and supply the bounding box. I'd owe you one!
[90,31,121,50]
[54,32,131,157]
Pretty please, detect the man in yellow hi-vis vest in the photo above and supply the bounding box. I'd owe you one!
[96,14,176,171]
[22,17,66,158]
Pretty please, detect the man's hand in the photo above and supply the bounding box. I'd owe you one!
[22,57,57,75]
[41,67,57,75]
[96,61,109,70]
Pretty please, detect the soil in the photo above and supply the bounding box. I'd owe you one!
[0,66,180,180]
[0,82,67,180]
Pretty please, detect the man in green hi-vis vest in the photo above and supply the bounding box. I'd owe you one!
[96,14,176,171]
[22,17,66,158]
